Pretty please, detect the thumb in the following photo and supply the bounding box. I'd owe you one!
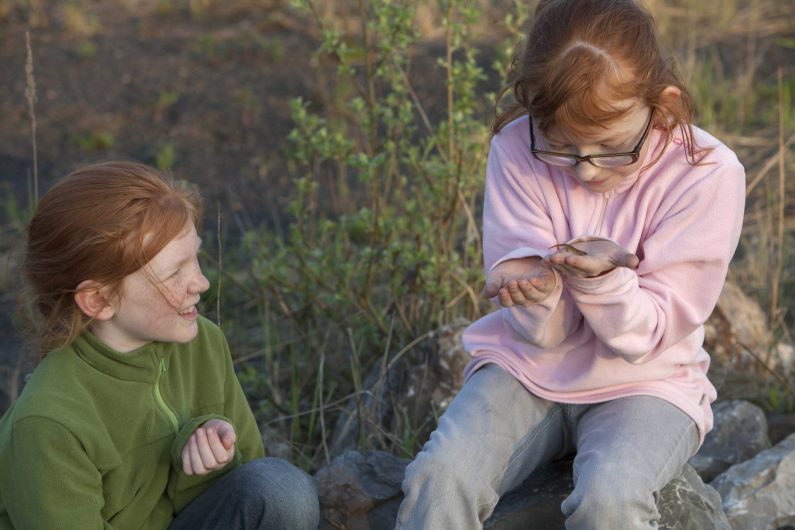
[619,253,640,270]
[482,279,500,299]
[219,423,237,450]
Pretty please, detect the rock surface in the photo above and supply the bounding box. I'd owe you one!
[315,452,730,530]
[315,450,408,530]
[689,399,772,482]
[711,433,795,530]
[329,319,470,455]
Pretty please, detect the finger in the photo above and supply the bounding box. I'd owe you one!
[557,261,590,278]
[181,439,194,475]
[205,428,230,463]
[189,435,208,475]
[517,280,543,303]
[506,280,532,306]
[195,428,219,469]
[531,270,556,293]
[498,287,514,307]
[545,252,569,267]
[562,255,595,273]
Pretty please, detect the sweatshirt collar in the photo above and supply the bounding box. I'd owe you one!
[70,331,173,383]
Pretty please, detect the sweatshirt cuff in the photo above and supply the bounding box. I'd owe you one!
[170,414,237,467]
[489,246,549,273]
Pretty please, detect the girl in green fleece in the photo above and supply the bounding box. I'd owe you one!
[0,161,319,529]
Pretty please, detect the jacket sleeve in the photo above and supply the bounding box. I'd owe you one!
[565,160,745,363]
[484,136,582,347]
[3,416,114,530]
[169,330,265,513]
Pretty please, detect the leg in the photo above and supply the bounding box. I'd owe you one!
[396,364,569,530]
[561,396,699,530]
[170,457,319,530]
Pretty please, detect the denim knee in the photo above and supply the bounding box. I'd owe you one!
[563,471,656,529]
[400,449,499,522]
[243,458,320,530]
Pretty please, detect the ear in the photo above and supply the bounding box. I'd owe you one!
[74,280,116,321]
[660,85,681,101]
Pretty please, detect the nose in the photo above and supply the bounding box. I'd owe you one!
[189,259,211,294]
[573,161,602,183]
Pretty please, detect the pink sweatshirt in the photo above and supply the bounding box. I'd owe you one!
[463,115,745,445]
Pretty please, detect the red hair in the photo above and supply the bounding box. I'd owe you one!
[24,160,202,356]
[494,0,702,163]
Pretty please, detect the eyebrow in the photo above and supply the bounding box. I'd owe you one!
[547,130,630,146]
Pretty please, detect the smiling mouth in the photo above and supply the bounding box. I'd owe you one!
[178,304,199,319]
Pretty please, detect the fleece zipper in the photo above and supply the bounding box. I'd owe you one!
[154,357,179,433]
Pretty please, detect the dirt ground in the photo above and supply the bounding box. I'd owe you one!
[0,2,324,410]
[0,1,489,411]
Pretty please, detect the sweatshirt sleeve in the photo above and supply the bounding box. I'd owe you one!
[565,159,745,363]
[484,136,582,347]
[169,331,265,513]
[2,416,113,530]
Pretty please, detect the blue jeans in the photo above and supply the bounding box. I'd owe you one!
[396,364,698,530]
[169,457,319,530]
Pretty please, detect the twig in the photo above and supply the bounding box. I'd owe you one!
[745,132,795,195]
[216,201,222,327]
[25,31,38,205]
[769,67,786,331]
[736,340,795,397]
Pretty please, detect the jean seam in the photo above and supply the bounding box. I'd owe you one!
[480,405,562,508]
[653,419,698,487]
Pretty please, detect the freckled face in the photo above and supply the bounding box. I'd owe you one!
[90,223,210,352]
[538,100,654,193]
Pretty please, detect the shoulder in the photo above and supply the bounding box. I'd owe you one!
[649,125,745,195]
[0,349,91,438]
[491,114,531,156]
[690,126,744,174]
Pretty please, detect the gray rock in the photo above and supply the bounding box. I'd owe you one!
[711,433,795,530]
[690,400,772,482]
[767,413,795,445]
[315,450,408,530]
[656,464,732,530]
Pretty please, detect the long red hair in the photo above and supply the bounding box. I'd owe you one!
[24,160,202,357]
[494,0,701,163]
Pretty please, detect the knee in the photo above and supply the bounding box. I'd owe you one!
[402,449,460,495]
[242,458,320,530]
[402,448,497,505]
[563,473,656,529]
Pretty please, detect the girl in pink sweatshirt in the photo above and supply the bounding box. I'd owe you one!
[396,0,745,528]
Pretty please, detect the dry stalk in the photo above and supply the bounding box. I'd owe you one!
[24,31,38,205]
[769,67,787,330]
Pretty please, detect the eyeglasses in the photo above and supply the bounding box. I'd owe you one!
[529,109,654,168]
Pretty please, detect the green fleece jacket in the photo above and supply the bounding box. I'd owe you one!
[0,316,264,529]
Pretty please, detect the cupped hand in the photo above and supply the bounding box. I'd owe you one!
[483,256,557,307]
[181,419,236,476]
[543,237,639,278]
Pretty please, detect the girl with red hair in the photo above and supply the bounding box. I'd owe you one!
[398,0,745,527]
[0,161,319,529]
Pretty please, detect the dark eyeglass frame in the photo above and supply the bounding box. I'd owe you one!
[529,109,655,168]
